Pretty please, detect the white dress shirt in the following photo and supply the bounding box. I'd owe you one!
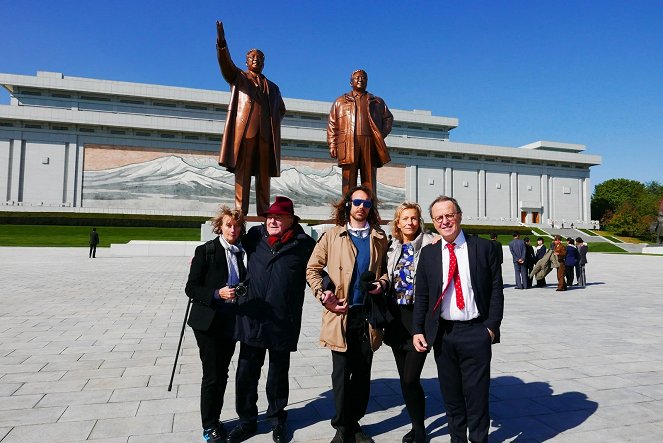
[440,230,479,321]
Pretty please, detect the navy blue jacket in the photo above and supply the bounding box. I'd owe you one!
[234,224,315,351]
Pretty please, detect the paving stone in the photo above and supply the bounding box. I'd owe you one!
[59,401,140,422]
[88,414,173,439]
[37,389,114,407]
[1,419,95,442]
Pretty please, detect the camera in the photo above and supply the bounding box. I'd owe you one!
[230,282,248,298]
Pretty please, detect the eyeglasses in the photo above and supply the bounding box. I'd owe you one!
[432,212,459,224]
[351,199,373,209]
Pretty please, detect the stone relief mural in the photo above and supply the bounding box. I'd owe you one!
[82,145,405,218]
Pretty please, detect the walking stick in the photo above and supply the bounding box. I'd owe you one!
[168,297,192,391]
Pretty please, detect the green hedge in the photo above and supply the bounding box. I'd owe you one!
[0,212,208,228]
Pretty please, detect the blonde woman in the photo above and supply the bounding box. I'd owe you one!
[385,202,433,443]
[185,206,246,442]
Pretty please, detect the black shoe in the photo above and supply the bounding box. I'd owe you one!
[203,426,224,442]
[226,422,257,443]
[330,430,345,443]
[402,428,415,443]
[272,423,286,443]
[354,431,375,443]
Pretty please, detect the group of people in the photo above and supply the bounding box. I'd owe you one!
[186,188,504,443]
[508,233,588,291]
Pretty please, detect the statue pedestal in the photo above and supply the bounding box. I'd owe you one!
[642,245,663,255]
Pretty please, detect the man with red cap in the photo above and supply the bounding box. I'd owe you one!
[228,196,315,443]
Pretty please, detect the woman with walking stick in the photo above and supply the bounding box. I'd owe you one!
[185,206,246,442]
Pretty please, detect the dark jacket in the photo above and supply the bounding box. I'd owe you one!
[413,233,504,346]
[491,239,503,264]
[525,243,536,272]
[89,230,99,246]
[185,237,242,337]
[565,245,580,267]
[235,224,315,352]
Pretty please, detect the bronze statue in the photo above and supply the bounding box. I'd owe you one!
[216,21,286,216]
[327,70,393,197]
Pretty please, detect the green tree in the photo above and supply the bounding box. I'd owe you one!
[591,178,647,224]
[607,200,654,237]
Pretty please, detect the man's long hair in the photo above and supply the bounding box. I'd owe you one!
[331,185,381,228]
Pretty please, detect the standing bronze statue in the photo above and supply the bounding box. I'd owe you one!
[216,21,286,216]
[328,70,393,197]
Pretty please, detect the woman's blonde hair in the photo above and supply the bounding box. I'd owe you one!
[390,201,423,243]
[210,205,246,235]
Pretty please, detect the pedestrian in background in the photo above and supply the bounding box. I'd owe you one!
[576,237,588,287]
[89,227,99,258]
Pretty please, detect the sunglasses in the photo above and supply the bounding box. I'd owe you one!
[351,199,373,209]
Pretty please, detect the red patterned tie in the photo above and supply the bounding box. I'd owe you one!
[432,242,465,313]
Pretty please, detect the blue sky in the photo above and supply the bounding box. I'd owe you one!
[2,0,662,190]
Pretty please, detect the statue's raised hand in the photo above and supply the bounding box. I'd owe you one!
[216,20,225,42]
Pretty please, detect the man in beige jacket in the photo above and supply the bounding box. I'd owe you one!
[306,185,389,443]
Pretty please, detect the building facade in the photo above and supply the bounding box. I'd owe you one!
[0,71,601,226]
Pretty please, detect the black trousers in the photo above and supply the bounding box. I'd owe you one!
[235,342,291,426]
[89,244,97,258]
[564,265,575,287]
[193,318,237,429]
[330,307,373,436]
[392,347,428,442]
[434,320,492,443]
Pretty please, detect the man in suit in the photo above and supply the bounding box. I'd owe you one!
[89,227,99,258]
[412,196,504,443]
[216,21,286,216]
[327,70,393,196]
[489,232,503,265]
[508,232,528,289]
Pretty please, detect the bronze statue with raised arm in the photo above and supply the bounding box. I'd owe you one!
[216,21,286,216]
[327,70,393,197]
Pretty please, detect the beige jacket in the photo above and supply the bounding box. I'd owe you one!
[306,225,389,352]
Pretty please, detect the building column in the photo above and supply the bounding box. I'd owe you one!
[540,173,548,224]
[478,169,486,218]
[510,171,518,220]
[75,141,85,207]
[9,139,24,203]
[406,164,418,202]
[582,177,590,222]
[548,175,555,225]
[445,167,452,197]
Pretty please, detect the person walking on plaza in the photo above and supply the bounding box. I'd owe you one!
[89,227,99,258]
[412,196,504,443]
[508,232,528,289]
[564,237,580,288]
[552,235,567,291]
[576,237,588,287]
[228,197,315,443]
[185,206,245,442]
[384,202,433,443]
[306,185,390,443]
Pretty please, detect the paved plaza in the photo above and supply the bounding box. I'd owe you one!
[1,246,662,442]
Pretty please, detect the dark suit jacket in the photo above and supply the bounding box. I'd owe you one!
[412,232,504,345]
[185,237,243,337]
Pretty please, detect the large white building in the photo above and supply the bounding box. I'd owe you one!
[0,71,601,226]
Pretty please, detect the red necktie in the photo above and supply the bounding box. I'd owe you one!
[432,242,465,313]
